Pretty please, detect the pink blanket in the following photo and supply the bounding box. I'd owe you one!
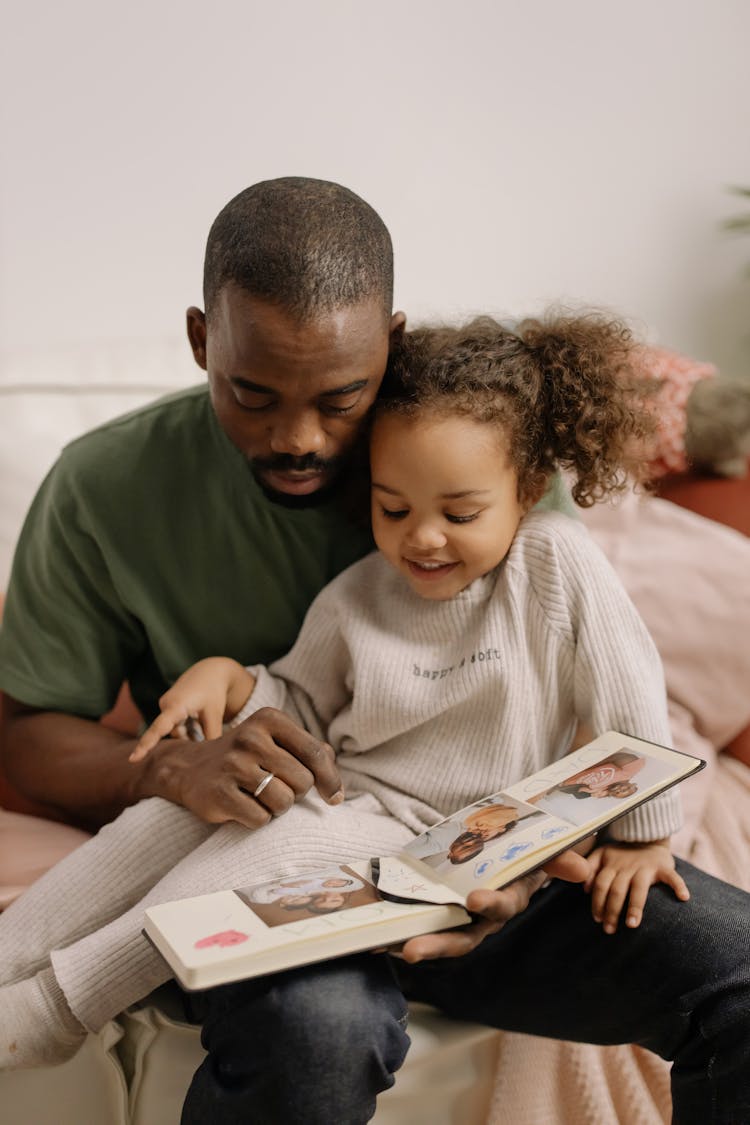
[486,493,750,1124]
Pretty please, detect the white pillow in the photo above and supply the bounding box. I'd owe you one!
[0,340,201,588]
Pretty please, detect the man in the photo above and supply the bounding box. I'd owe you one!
[0,177,402,831]
[0,179,748,1124]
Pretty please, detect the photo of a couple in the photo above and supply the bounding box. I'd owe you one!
[527,750,677,827]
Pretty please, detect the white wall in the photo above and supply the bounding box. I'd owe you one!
[2,0,750,375]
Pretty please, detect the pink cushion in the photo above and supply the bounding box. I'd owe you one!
[580,492,750,751]
[0,808,90,908]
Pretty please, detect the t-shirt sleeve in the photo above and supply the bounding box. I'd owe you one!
[534,518,682,842]
[227,581,353,744]
[0,456,146,717]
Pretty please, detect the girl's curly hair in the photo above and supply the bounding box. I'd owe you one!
[379,312,657,507]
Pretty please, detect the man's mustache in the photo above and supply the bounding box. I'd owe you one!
[251,453,342,474]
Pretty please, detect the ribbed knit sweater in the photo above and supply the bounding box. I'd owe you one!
[1,512,680,1032]
[240,511,681,842]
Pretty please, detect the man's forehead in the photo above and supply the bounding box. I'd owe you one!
[209,290,391,386]
[215,284,388,342]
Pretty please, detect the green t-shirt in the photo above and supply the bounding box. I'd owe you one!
[0,384,577,723]
[0,386,374,721]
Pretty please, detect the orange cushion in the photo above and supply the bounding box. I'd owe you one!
[655,463,750,537]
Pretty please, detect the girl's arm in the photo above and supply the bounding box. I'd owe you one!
[129,657,256,761]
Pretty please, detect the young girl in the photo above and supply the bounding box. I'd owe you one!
[0,312,688,1069]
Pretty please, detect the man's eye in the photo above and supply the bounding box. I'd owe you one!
[234,395,275,412]
[321,403,357,416]
[445,512,480,524]
[320,395,363,417]
[381,507,409,521]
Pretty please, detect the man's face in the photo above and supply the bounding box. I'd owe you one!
[188,286,404,504]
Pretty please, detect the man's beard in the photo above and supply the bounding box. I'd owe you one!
[249,452,346,509]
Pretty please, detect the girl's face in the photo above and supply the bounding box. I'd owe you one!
[370,412,527,600]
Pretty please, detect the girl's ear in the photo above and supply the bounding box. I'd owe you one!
[523,479,551,512]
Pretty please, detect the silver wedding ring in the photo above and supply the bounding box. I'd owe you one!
[253,771,275,798]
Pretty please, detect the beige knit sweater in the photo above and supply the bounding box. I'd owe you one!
[240,511,681,842]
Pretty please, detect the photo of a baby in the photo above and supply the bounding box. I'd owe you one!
[404,795,544,873]
[236,865,382,927]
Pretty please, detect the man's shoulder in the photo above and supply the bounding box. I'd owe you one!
[61,384,209,470]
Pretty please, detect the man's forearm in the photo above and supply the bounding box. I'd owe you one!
[1,702,150,830]
[1,695,344,833]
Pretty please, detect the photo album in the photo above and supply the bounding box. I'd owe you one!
[143,730,704,989]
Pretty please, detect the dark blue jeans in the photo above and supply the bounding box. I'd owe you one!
[181,859,750,1125]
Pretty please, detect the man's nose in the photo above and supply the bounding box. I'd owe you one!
[269,412,326,456]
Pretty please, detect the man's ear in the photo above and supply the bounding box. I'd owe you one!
[186,307,208,370]
[389,310,407,347]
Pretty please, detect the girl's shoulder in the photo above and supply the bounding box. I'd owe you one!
[509,509,592,563]
[504,510,618,606]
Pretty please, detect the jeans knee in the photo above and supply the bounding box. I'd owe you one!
[263,956,409,1073]
[190,955,410,1125]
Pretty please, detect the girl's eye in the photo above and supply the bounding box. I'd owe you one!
[445,512,480,524]
[381,507,409,521]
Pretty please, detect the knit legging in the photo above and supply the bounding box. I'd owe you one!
[0,793,413,1030]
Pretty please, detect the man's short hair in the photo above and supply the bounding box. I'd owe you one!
[203,177,393,321]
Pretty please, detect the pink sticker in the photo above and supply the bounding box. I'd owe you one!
[194,929,249,949]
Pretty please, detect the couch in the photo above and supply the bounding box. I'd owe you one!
[1,342,749,1124]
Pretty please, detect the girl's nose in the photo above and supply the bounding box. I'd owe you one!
[405,520,448,552]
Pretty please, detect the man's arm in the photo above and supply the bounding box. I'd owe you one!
[1,696,343,833]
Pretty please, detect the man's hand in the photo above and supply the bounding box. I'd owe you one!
[136,706,343,829]
[398,850,591,963]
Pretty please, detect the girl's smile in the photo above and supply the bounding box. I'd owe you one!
[370,411,530,600]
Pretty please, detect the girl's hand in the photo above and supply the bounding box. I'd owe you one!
[585,839,689,934]
[129,658,255,762]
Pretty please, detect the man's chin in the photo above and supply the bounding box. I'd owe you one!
[252,469,339,509]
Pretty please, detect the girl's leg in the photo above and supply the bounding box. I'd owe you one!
[53,791,414,1032]
[0,798,212,985]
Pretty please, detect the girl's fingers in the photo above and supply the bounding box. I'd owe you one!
[200,706,225,741]
[601,873,632,933]
[624,870,652,928]
[129,706,188,762]
[661,867,691,902]
[590,867,616,925]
